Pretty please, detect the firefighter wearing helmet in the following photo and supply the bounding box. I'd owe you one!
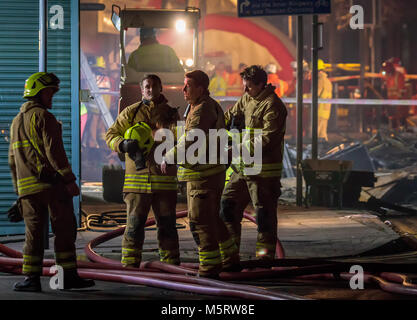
[317,59,333,142]
[265,63,288,98]
[9,72,95,291]
[105,74,181,268]
[382,59,407,129]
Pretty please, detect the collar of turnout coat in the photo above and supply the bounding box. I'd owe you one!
[20,100,46,113]
[142,94,167,106]
[249,83,276,102]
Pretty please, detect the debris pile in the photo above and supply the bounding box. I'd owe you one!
[363,131,417,170]
[283,130,417,208]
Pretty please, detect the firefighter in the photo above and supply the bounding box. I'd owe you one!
[128,28,184,73]
[227,63,247,97]
[265,63,288,98]
[220,65,287,260]
[161,70,240,278]
[382,59,407,129]
[317,59,333,142]
[208,62,228,97]
[105,74,180,268]
[9,72,95,292]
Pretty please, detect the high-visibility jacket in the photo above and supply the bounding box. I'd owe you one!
[318,71,333,120]
[224,84,287,178]
[209,75,227,97]
[105,95,179,193]
[386,71,406,100]
[267,73,288,97]
[127,43,184,73]
[226,71,243,96]
[8,101,76,196]
[165,94,227,181]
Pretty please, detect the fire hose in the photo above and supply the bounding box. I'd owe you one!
[1,209,417,298]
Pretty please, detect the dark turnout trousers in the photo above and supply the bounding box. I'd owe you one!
[186,171,239,277]
[20,187,77,275]
[122,191,180,267]
[220,172,282,260]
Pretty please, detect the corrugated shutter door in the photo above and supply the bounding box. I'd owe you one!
[0,1,39,235]
[47,0,80,225]
[0,1,76,235]
[48,1,72,163]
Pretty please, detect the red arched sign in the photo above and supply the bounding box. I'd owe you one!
[202,14,294,81]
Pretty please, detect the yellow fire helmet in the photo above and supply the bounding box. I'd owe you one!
[23,72,60,98]
[124,122,154,155]
[317,59,325,71]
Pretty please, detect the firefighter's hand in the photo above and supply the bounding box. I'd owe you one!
[120,139,139,154]
[160,157,167,174]
[65,181,80,197]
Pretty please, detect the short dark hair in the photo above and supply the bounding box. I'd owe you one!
[140,74,162,88]
[240,65,267,86]
[185,70,210,90]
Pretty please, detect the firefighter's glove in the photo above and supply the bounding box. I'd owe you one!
[229,114,245,131]
[120,139,139,154]
[133,149,146,171]
[7,200,23,223]
[65,181,80,197]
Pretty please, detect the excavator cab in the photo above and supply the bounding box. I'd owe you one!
[111,5,201,117]
[102,6,200,203]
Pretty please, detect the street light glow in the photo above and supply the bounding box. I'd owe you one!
[185,58,194,67]
[175,19,186,33]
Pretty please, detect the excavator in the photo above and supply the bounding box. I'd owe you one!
[111,4,200,117]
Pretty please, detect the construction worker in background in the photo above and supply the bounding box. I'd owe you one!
[209,62,228,97]
[128,28,184,73]
[265,63,288,98]
[9,72,95,292]
[105,74,181,268]
[382,59,407,129]
[161,70,240,278]
[227,63,247,97]
[317,59,333,143]
[220,65,287,260]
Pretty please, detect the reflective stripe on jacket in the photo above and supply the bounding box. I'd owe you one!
[105,95,179,193]
[165,94,227,182]
[8,101,76,196]
[224,84,287,178]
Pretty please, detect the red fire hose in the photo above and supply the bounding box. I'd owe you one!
[1,209,417,299]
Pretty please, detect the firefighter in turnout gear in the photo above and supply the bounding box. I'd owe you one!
[8,72,95,292]
[317,59,333,142]
[105,74,181,268]
[221,65,287,260]
[161,70,240,278]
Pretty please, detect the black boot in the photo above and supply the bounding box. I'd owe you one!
[63,270,95,290]
[197,272,220,280]
[13,275,42,292]
[222,263,243,273]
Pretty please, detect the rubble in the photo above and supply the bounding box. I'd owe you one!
[283,129,417,208]
[363,130,417,170]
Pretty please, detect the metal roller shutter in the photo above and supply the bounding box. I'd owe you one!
[0,1,39,235]
[0,0,79,235]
